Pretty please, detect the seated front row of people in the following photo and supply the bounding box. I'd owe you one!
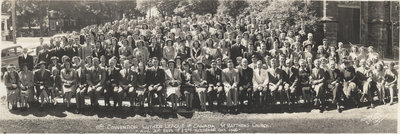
[4,56,397,113]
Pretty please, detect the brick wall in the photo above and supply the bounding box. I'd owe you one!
[317,1,398,59]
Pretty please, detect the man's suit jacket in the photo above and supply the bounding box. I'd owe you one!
[230,44,245,66]
[18,54,34,70]
[92,49,105,58]
[147,67,165,85]
[206,68,222,86]
[282,66,299,85]
[111,44,120,59]
[326,68,342,84]
[36,50,50,67]
[267,68,284,84]
[76,66,88,85]
[34,69,52,88]
[238,67,253,86]
[106,67,120,86]
[136,70,148,88]
[119,68,135,86]
[86,66,106,86]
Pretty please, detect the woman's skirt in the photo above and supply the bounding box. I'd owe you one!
[166,86,181,98]
[7,88,20,102]
[63,84,77,93]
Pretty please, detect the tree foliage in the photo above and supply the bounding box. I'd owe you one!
[217,0,249,18]
[137,0,179,17]
[258,0,320,32]
[1,0,142,31]
[2,0,47,29]
[174,0,219,17]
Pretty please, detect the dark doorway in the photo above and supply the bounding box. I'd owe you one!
[337,7,360,44]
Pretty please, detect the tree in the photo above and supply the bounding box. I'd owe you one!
[259,1,319,31]
[174,0,219,16]
[242,0,270,17]
[258,0,322,45]
[137,0,179,17]
[2,0,48,36]
[83,0,140,21]
[2,0,142,36]
[217,0,249,18]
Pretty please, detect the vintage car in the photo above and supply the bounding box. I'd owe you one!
[1,44,36,76]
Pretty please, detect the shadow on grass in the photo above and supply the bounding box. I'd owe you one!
[7,99,396,118]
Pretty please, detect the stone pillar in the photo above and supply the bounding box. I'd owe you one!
[321,1,338,46]
[368,1,389,59]
[360,2,369,45]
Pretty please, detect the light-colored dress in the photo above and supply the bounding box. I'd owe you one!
[61,69,77,93]
[165,68,181,97]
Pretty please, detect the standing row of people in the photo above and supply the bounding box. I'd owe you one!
[6,14,397,114]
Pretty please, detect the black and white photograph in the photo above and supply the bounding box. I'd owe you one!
[0,0,399,133]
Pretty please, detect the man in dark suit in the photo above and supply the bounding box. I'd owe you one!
[243,44,256,64]
[147,57,166,108]
[110,37,120,59]
[18,48,34,71]
[34,61,52,109]
[36,46,50,68]
[206,60,222,110]
[51,42,64,62]
[230,40,245,66]
[238,59,253,108]
[86,57,106,108]
[255,43,270,64]
[325,60,344,112]
[105,58,120,107]
[118,60,135,109]
[282,59,299,111]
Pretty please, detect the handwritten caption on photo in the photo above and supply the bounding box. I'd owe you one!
[95,122,271,133]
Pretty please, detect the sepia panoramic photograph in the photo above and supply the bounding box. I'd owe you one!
[0,0,399,133]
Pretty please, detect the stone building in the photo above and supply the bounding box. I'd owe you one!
[317,1,399,59]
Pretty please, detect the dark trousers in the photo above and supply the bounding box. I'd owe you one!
[104,84,116,105]
[330,83,344,106]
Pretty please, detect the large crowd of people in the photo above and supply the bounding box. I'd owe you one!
[4,14,398,114]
